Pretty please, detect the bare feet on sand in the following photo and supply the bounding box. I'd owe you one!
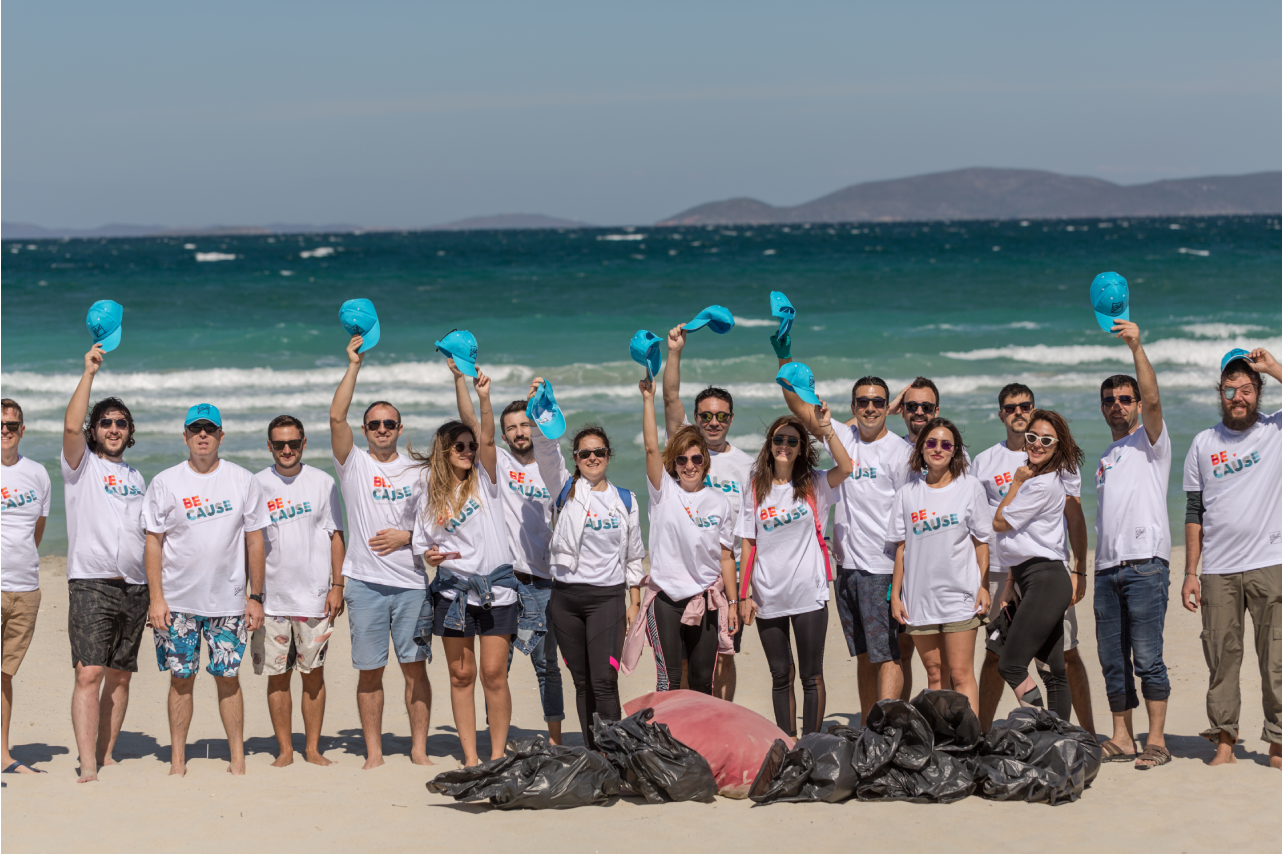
[271,751,294,768]
[1270,744,1281,771]
[410,751,435,767]
[169,763,187,777]
[305,751,333,767]
[362,755,385,770]
[227,760,246,776]
[76,771,98,783]
[1209,735,1237,766]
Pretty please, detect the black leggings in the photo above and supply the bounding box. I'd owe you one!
[646,589,720,695]
[999,558,1073,721]
[548,581,626,747]
[757,605,828,737]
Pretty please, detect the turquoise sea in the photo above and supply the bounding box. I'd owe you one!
[4,216,1281,555]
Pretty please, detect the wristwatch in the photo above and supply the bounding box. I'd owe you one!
[248,593,264,604]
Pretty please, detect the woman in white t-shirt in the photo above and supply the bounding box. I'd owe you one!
[889,418,993,716]
[991,409,1084,723]
[734,410,853,737]
[624,378,738,695]
[412,367,513,767]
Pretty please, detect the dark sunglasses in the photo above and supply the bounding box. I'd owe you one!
[366,419,400,432]
[1001,402,1034,414]
[903,401,937,415]
[1101,395,1139,407]
[575,448,610,460]
[1,421,23,432]
[271,439,302,451]
[185,421,219,435]
[923,438,954,451]
[98,418,129,429]
[772,435,801,448]
[675,454,705,467]
[697,411,732,424]
[452,441,479,454]
[855,396,887,409]
[1024,433,1058,448]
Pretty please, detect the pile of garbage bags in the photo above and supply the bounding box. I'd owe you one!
[749,691,1101,806]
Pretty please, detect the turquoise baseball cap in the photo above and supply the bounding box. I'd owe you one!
[685,305,736,334]
[770,291,795,339]
[86,300,123,352]
[776,362,821,405]
[526,381,566,440]
[435,329,479,377]
[629,330,662,379]
[184,403,223,428]
[1090,272,1129,333]
[339,299,381,353]
[1220,348,1255,374]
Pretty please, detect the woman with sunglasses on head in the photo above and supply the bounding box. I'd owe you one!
[889,418,993,716]
[527,378,644,747]
[735,408,854,736]
[991,409,1084,723]
[620,378,739,695]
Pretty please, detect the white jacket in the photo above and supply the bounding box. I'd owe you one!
[532,430,645,587]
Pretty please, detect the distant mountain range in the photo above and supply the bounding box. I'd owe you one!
[658,168,1282,225]
[427,213,594,230]
[0,221,364,240]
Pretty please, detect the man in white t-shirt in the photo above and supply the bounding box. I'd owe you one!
[664,323,756,701]
[972,382,1095,734]
[329,334,432,770]
[1182,347,1282,771]
[1092,322,1173,768]
[252,415,345,767]
[1,398,51,775]
[144,403,269,776]
[61,345,150,783]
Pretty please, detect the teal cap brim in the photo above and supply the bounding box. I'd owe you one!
[1094,307,1128,333]
[356,319,380,353]
[96,325,123,353]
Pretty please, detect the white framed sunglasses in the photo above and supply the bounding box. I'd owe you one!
[1024,433,1058,448]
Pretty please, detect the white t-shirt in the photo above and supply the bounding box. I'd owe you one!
[1183,409,1282,575]
[995,471,1068,567]
[62,451,147,585]
[671,421,755,564]
[887,474,993,626]
[646,474,734,600]
[1094,423,1172,570]
[496,447,553,578]
[1,456,52,593]
[734,471,836,619]
[574,490,626,587]
[972,441,1081,571]
[826,425,908,574]
[334,447,426,589]
[143,460,269,617]
[255,465,343,618]
[413,470,514,606]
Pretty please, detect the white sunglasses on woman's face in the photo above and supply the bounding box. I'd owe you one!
[1024,433,1058,448]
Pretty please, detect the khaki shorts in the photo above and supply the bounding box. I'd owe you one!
[251,615,333,676]
[905,614,987,635]
[990,570,1079,653]
[2,590,42,676]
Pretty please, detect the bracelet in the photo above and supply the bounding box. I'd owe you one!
[727,599,739,605]
[331,582,345,588]
[1071,571,1087,577]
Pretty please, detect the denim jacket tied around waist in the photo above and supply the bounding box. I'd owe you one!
[412,564,545,662]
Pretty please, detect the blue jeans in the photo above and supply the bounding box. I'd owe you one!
[1093,559,1171,713]
[507,576,565,722]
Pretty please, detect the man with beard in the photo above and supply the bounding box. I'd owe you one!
[1182,347,1282,770]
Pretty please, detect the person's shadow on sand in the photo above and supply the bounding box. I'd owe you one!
[10,742,70,765]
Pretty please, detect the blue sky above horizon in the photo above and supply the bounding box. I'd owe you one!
[4,1,1280,228]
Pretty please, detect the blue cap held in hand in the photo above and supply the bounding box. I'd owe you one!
[1090,272,1129,333]
[770,291,795,339]
[86,300,123,352]
[685,305,735,334]
[526,381,566,440]
[339,299,381,353]
[776,362,821,405]
[184,403,223,428]
[1220,348,1255,374]
[629,330,662,379]
[435,329,479,378]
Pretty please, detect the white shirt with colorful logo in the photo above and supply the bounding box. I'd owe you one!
[413,471,513,606]
[972,441,1081,571]
[673,421,754,564]
[1094,423,1172,570]
[1183,409,1282,575]
[1,455,52,593]
[994,471,1069,568]
[143,459,269,617]
[334,447,426,589]
[254,464,343,618]
[574,490,627,587]
[496,447,553,578]
[646,473,734,600]
[825,425,908,574]
[62,451,147,585]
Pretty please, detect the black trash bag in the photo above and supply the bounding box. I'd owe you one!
[974,708,1103,805]
[592,709,718,803]
[910,690,983,754]
[747,727,861,804]
[852,699,975,803]
[426,735,622,809]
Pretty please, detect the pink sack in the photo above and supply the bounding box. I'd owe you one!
[623,690,794,799]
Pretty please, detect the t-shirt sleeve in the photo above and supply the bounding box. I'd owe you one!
[647,474,665,507]
[324,477,342,534]
[60,450,87,485]
[812,469,837,519]
[890,442,914,490]
[411,512,437,556]
[734,486,756,541]
[1060,467,1082,498]
[242,473,270,533]
[1149,421,1171,462]
[1001,476,1051,532]
[886,487,907,544]
[37,464,52,516]
[822,421,856,460]
[1182,439,1204,492]
[969,479,995,543]
[716,493,735,550]
[143,478,173,534]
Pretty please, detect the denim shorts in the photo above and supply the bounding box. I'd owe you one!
[432,596,518,637]
[344,577,429,670]
[834,568,901,663]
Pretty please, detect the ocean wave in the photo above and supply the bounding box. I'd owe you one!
[732,317,780,328]
[942,336,1282,368]
[596,234,645,241]
[917,321,1043,332]
[195,252,237,262]
[1180,323,1269,338]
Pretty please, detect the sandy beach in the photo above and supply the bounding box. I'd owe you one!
[2,548,1278,853]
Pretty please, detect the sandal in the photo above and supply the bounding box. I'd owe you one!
[1100,741,1138,762]
[1135,743,1171,770]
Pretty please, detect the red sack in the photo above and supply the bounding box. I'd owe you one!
[623,690,794,799]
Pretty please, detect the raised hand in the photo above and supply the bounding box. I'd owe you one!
[346,334,364,365]
[446,356,464,379]
[474,369,491,396]
[84,344,105,376]
[527,376,545,401]
[1111,319,1142,352]
[1013,464,1036,484]
[639,376,655,400]
[667,324,687,354]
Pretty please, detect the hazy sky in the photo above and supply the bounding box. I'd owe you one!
[4,1,1279,227]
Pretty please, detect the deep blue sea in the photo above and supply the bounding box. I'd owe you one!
[4,216,1280,555]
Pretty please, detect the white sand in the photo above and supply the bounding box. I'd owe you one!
[3,548,1279,853]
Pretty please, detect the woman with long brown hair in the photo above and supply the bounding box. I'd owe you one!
[991,409,1084,722]
[734,408,854,736]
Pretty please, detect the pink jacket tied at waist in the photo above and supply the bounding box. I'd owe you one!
[620,574,735,676]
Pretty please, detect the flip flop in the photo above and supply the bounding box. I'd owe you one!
[1099,741,1138,762]
[2,761,45,774]
[1135,743,1171,770]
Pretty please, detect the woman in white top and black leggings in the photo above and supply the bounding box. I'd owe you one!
[735,410,853,737]
[991,409,1085,723]
[528,378,645,747]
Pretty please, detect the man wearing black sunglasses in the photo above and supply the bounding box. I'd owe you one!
[889,377,944,448]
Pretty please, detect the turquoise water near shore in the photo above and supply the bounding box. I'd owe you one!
[4,216,1281,555]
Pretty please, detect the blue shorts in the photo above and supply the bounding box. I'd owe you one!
[344,577,429,670]
[154,613,247,678]
[834,568,901,664]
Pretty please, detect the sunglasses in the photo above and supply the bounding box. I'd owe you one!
[923,438,954,451]
[675,453,705,467]
[903,401,937,415]
[98,418,129,429]
[1,421,23,432]
[1024,433,1058,448]
[855,396,888,409]
[185,421,220,435]
[772,435,801,448]
[697,411,732,424]
[271,439,302,451]
[1001,402,1034,414]
[1101,395,1138,407]
[366,419,400,432]
[575,448,610,460]
[452,441,479,454]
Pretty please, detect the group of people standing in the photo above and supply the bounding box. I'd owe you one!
[2,314,1280,779]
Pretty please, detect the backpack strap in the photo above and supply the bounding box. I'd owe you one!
[616,486,633,514]
[556,479,633,515]
[805,491,833,582]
